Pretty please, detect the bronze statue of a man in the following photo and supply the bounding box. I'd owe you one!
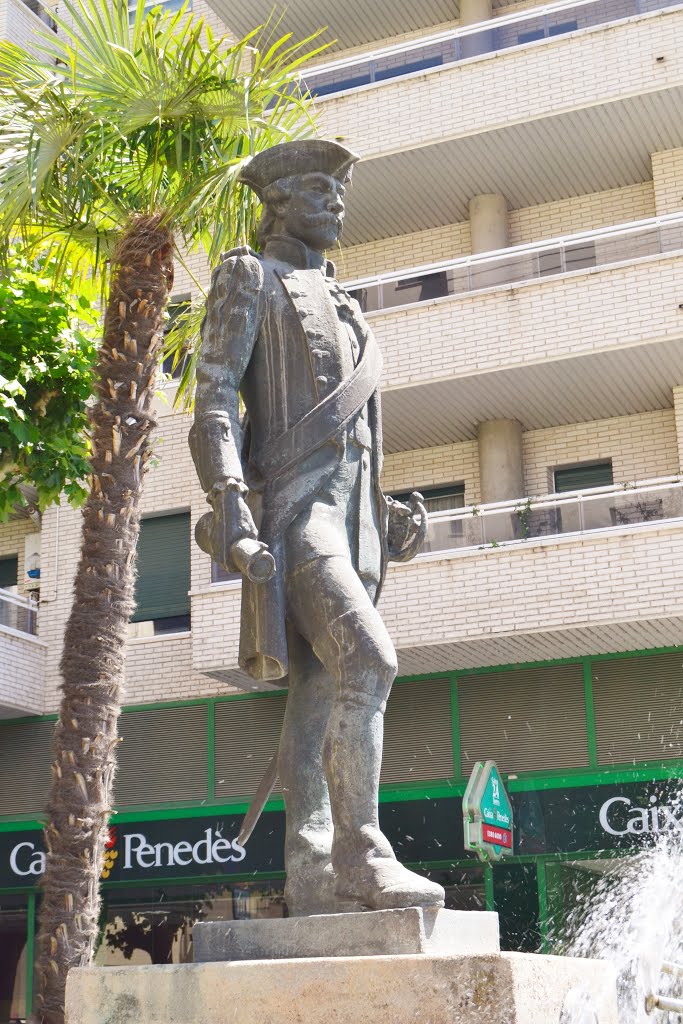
[189,139,445,915]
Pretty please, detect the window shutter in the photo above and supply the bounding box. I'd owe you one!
[214,696,287,800]
[131,513,190,622]
[115,706,208,806]
[381,679,454,783]
[0,719,53,816]
[592,653,683,765]
[0,556,18,589]
[554,463,613,493]
[458,665,588,776]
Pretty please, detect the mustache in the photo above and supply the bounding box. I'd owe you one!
[301,211,343,226]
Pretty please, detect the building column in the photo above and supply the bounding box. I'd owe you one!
[469,193,509,253]
[477,419,524,503]
[460,0,493,59]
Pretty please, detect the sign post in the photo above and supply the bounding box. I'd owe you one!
[463,760,514,862]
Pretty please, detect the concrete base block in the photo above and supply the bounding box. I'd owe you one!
[66,951,619,1024]
[193,907,500,961]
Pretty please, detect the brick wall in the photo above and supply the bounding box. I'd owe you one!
[673,386,683,469]
[0,518,40,598]
[652,148,683,215]
[522,409,679,496]
[508,183,655,246]
[382,441,481,503]
[1,0,54,57]
[371,253,683,391]
[0,630,46,715]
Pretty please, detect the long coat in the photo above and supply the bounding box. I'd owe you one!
[191,234,389,685]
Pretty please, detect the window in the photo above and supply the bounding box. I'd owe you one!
[553,462,613,493]
[130,513,191,637]
[0,556,18,593]
[391,484,465,514]
[517,20,577,44]
[392,485,466,555]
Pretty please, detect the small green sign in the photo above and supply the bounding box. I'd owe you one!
[463,760,514,862]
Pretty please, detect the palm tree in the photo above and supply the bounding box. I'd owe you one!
[0,3,322,1021]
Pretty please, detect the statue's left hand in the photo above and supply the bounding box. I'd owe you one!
[386,491,428,562]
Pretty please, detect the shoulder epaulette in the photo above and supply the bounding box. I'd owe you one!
[220,244,259,262]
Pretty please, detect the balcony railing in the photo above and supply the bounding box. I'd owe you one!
[0,588,38,636]
[303,0,681,98]
[344,213,683,313]
[420,476,683,555]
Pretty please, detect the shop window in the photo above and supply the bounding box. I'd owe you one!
[130,512,191,637]
[592,653,683,765]
[554,461,613,493]
[0,896,28,1023]
[493,862,541,953]
[458,664,589,775]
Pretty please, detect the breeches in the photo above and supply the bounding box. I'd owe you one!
[285,554,397,707]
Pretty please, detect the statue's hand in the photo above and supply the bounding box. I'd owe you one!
[386,491,428,562]
[195,487,259,573]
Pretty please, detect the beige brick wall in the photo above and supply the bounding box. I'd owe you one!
[317,10,683,159]
[191,520,683,677]
[509,183,656,246]
[371,253,683,391]
[338,222,472,280]
[381,410,678,506]
[523,409,679,496]
[0,517,40,598]
[0,630,46,715]
[1,0,54,56]
[38,408,236,713]
[652,148,683,216]
[382,441,480,503]
[339,183,656,281]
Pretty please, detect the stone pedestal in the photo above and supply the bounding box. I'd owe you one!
[66,950,619,1024]
[194,907,500,961]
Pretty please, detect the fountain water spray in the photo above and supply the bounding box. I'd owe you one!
[554,791,683,1023]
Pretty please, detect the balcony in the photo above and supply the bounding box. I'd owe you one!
[0,589,46,718]
[311,4,683,245]
[304,0,680,99]
[355,214,683,451]
[190,476,683,685]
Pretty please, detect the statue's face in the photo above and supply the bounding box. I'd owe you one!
[280,172,345,251]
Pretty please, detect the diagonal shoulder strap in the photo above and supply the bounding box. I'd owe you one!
[254,330,383,481]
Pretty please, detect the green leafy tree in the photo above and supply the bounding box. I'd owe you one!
[0,252,98,519]
[0,2,322,1020]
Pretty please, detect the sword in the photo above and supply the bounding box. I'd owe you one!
[237,748,279,845]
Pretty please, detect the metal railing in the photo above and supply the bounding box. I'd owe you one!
[419,476,683,555]
[302,0,681,98]
[344,213,683,313]
[0,588,38,636]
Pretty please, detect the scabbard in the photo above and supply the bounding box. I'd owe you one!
[237,749,279,845]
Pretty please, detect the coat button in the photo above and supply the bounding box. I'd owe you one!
[316,375,328,386]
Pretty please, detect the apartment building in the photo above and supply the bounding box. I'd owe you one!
[2,0,683,1013]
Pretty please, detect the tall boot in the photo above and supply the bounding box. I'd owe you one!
[316,609,445,911]
[278,626,354,915]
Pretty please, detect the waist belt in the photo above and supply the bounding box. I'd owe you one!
[254,333,383,481]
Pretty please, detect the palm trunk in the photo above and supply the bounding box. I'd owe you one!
[32,213,174,1024]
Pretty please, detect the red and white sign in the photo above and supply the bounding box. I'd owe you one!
[481,825,513,849]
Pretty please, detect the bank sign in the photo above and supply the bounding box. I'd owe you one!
[2,781,681,889]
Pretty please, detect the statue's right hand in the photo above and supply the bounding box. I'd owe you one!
[203,491,258,572]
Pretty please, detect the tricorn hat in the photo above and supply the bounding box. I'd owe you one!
[238,139,359,199]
